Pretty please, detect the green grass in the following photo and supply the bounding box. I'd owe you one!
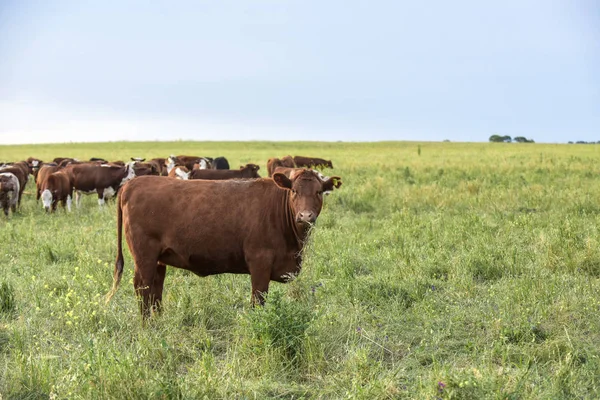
[1,140,600,398]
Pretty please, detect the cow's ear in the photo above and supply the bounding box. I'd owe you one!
[273,173,292,190]
[322,176,342,192]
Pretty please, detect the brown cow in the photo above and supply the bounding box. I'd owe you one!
[53,157,78,165]
[267,158,285,177]
[281,155,296,167]
[167,165,190,180]
[26,157,43,179]
[64,162,136,207]
[188,164,260,180]
[36,163,60,200]
[40,171,73,212]
[105,170,342,317]
[293,156,333,169]
[133,162,160,176]
[267,156,296,177]
[167,155,210,172]
[148,158,168,176]
[0,173,20,217]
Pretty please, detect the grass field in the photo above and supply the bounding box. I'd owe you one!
[1,140,600,399]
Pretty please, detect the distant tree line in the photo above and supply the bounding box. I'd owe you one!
[568,141,600,144]
[489,135,534,143]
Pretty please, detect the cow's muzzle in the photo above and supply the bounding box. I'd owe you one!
[296,211,316,224]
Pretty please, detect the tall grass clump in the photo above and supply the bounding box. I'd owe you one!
[242,289,315,364]
[0,281,15,315]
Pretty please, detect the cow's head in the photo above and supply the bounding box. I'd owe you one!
[273,169,342,225]
[28,159,42,174]
[326,160,334,168]
[240,164,261,178]
[41,189,53,212]
[174,166,190,180]
[120,162,137,185]
[166,155,178,173]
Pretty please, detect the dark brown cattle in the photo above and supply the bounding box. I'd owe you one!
[53,157,77,165]
[40,171,73,212]
[64,162,135,207]
[267,158,283,177]
[105,170,342,317]
[36,163,60,200]
[133,162,160,176]
[0,164,28,207]
[0,173,20,216]
[148,158,168,176]
[188,164,260,180]
[293,156,333,169]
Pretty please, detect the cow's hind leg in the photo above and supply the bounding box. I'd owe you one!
[133,260,157,319]
[152,262,167,313]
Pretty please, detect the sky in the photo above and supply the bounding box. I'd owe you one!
[0,0,598,144]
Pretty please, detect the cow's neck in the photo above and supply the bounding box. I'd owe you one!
[282,191,311,251]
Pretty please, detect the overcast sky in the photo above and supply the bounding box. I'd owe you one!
[0,1,598,144]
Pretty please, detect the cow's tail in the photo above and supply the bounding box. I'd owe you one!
[106,194,125,304]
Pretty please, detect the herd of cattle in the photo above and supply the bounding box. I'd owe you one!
[1,151,340,316]
[0,154,334,215]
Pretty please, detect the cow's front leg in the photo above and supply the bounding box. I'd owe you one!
[97,188,105,206]
[247,251,274,306]
[75,191,83,208]
[10,194,17,214]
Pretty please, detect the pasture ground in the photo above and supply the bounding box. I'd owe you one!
[1,141,600,399]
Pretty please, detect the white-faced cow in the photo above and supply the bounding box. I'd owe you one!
[40,171,73,212]
[0,173,20,217]
[167,155,212,173]
[106,170,342,318]
[36,163,60,200]
[167,165,190,180]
